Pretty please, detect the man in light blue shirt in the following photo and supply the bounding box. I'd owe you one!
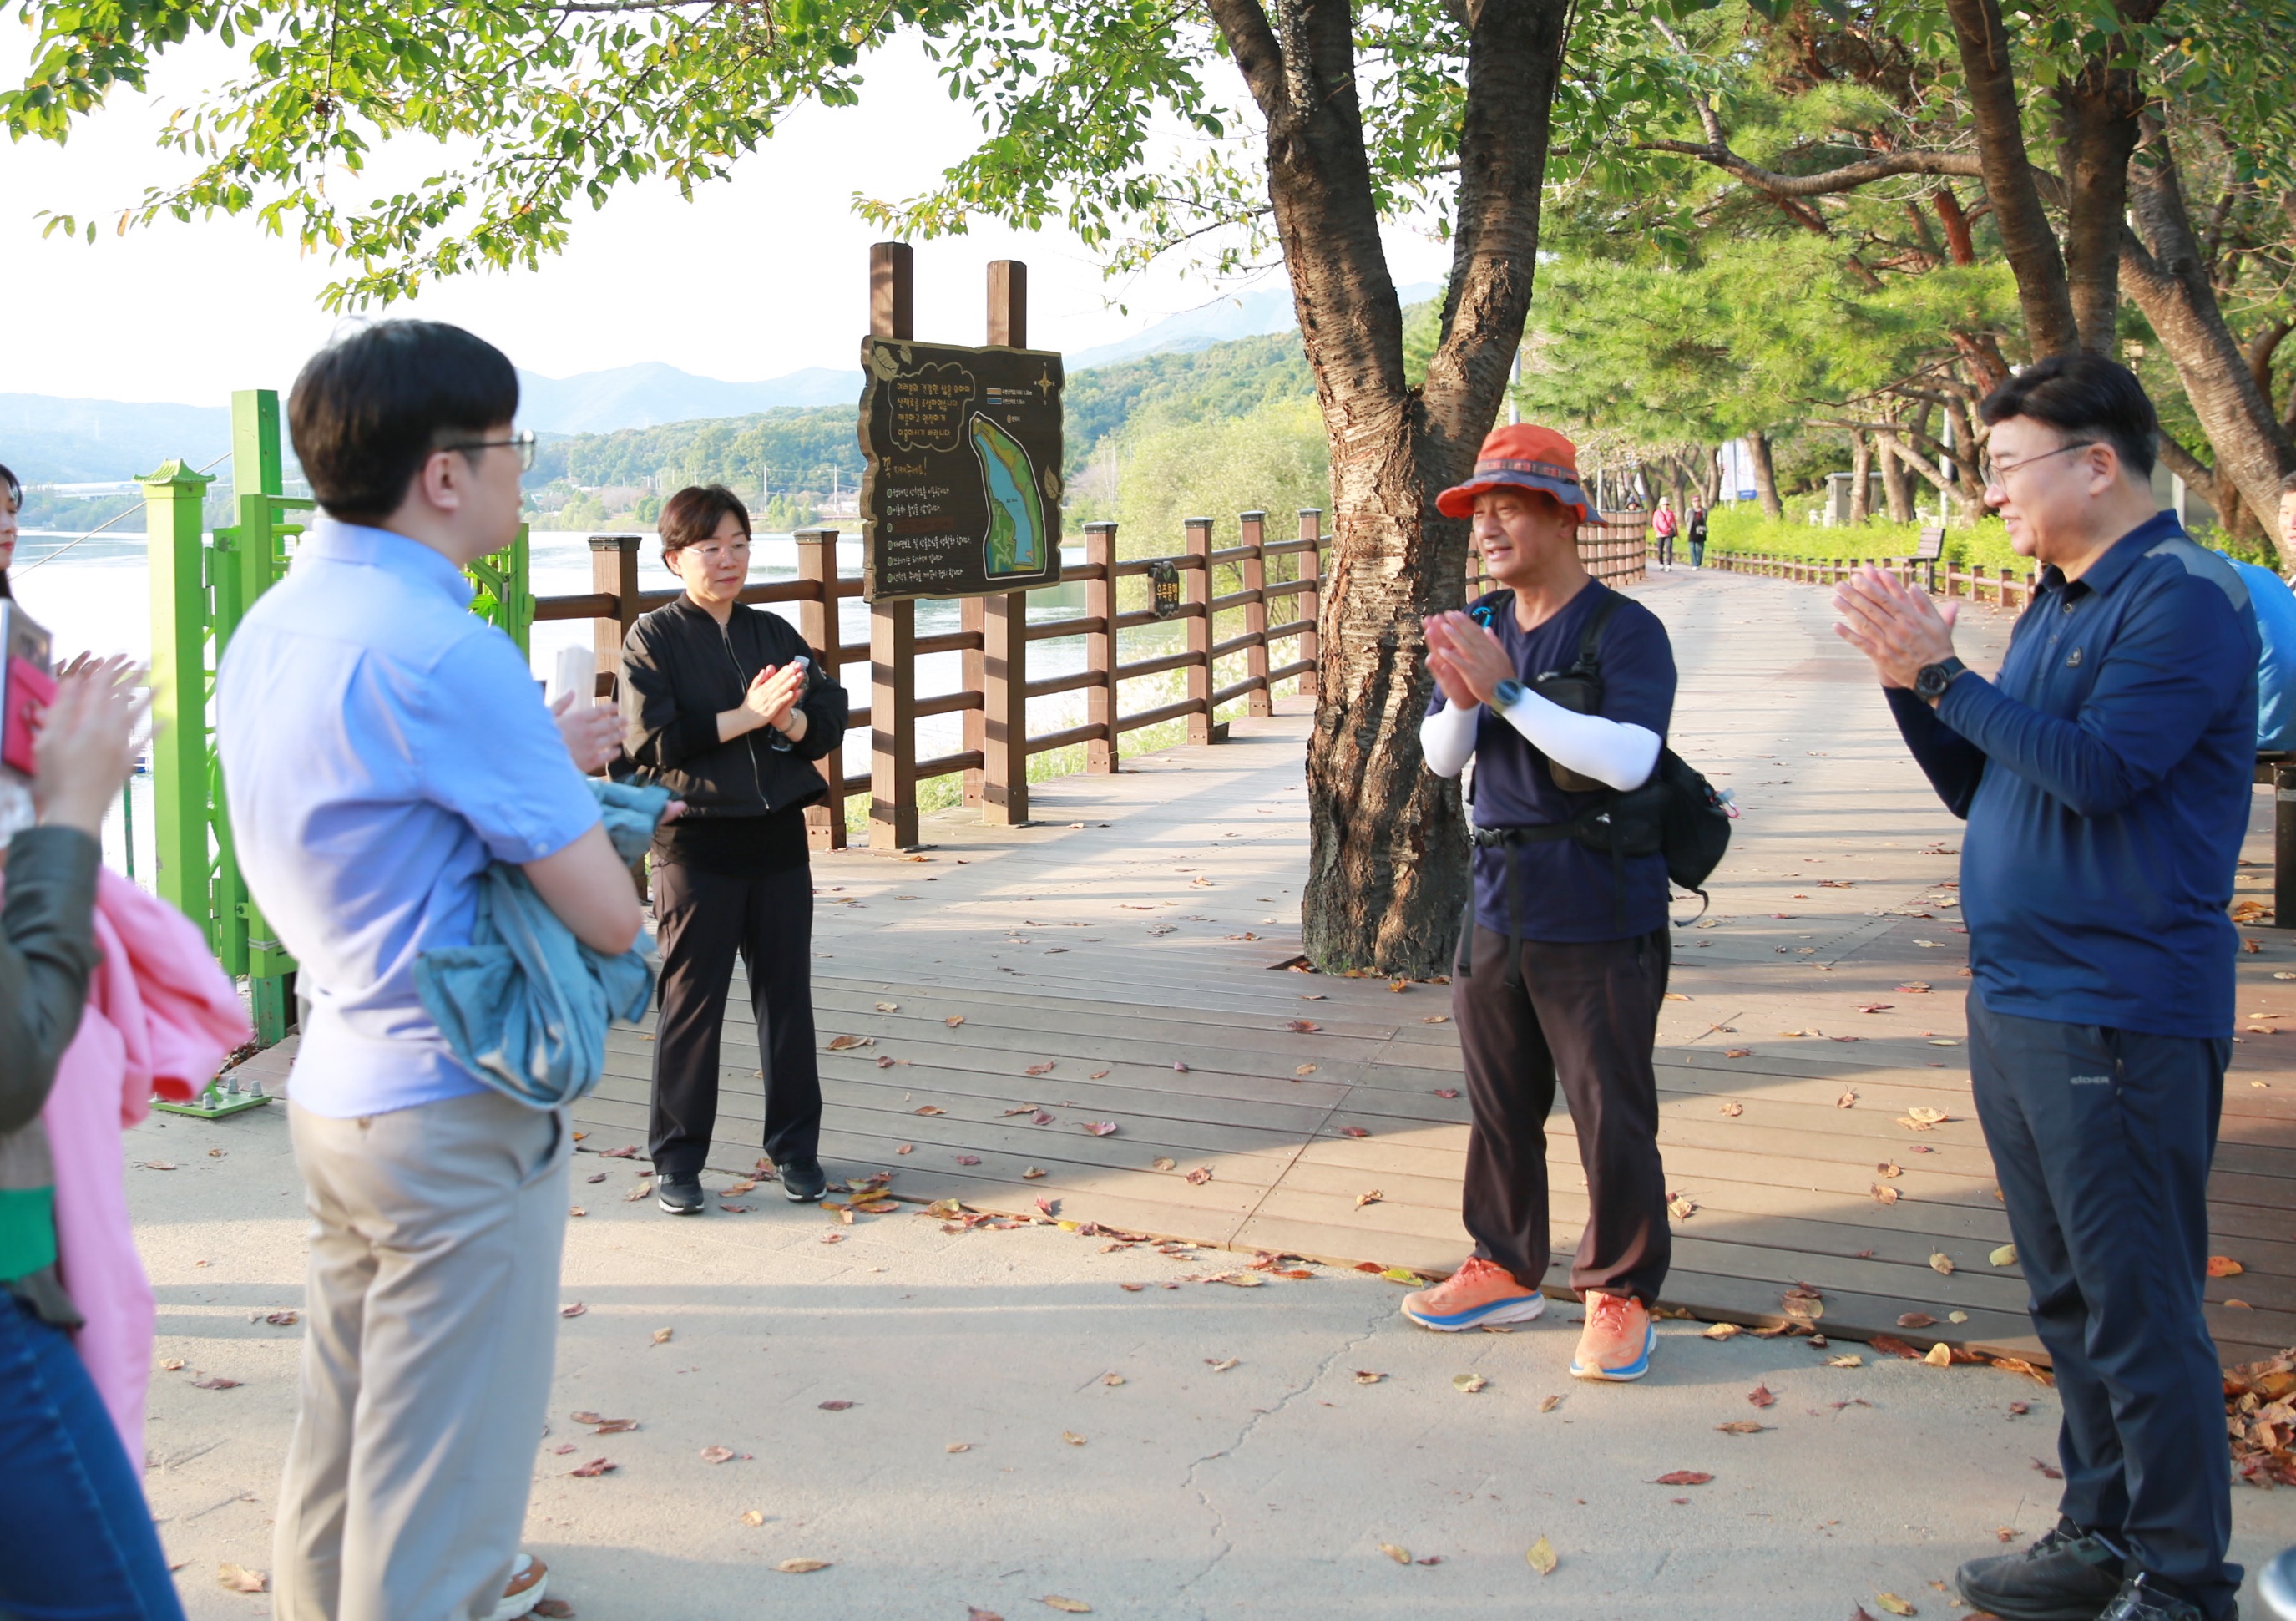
[218,322,636,1621]
[2223,556,2296,751]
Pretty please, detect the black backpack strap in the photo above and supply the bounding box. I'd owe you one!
[1567,589,1624,680]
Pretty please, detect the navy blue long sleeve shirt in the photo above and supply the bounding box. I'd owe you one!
[1888,513,2258,1039]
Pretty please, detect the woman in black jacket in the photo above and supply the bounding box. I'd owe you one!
[620,485,848,1212]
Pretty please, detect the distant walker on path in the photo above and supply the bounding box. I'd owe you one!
[1834,353,2253,1621]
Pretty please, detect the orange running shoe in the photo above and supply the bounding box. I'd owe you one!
[1400,1256,1547,1331]
[1570,1289,1656,1380]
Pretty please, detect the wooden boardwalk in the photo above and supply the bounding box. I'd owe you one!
[246,567,2296,1368]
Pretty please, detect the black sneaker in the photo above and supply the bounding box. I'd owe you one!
[655,1174,705,1215]
[777,1157,828,1203]
[1957,1517,2125,1621]
[2096,1575,2215,1621]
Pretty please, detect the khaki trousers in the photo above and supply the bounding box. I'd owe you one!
[273,1090,570,1621]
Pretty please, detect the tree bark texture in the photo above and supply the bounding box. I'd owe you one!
[2118,138,2296,559]
[1207,0,1572,975]
[1879,433,1917,522]
[1943,0,2080,356]
[2052,58,2145,354]
[1848,431,1873,524]
[1747,430,1784,518]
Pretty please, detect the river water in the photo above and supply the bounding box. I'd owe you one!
[10,527,1125,879]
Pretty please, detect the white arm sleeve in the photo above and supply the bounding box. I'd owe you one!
[1494,687,1662,792]
[1419,701,1480,779]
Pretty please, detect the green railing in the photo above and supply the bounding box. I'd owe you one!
[144,388,534,1049]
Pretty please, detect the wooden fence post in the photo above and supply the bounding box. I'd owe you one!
[980,258,1031,824]
[961,595,985,808]
[589,534,640,697]
[1298,509,1322,699]
[1085,521,1119,772]
[793,527,847,851]
[1240,509,1272,717]
[869,241,918,849]
[1185,516,1214,744]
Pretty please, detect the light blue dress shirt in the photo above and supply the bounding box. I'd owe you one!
[216,518,601,1117]
[2228,559,2296,752]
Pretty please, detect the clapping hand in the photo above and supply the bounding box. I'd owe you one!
[550,691,622,775]
[741,662,808,735]
[1424,611,1515,708]
[1832,565,1958,691]
[33,656,149,838]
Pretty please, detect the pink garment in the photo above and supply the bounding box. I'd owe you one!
[41,869,249,1461]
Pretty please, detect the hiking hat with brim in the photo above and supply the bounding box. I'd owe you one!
[1435,423,1601,524]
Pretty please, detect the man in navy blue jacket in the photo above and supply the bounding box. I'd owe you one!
[1835,354,2253,1621]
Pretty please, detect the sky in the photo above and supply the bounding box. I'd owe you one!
[2,28,1454,408]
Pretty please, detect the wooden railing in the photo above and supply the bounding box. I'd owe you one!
[1469,512,1651,598]
[1711,548,2040,612]
[536,509,1326,851]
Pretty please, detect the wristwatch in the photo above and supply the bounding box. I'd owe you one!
[1914,656,1967,704]
[1492,677,1527,711]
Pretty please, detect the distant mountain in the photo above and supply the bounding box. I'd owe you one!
[515,363,861,433]
[0,394,232,485]
[1066,281,1438,370]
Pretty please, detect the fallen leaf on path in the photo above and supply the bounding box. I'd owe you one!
[1896,982,1931,994]
[1082,1121,1120,1137]
[1929,1253,1955,1275]
[954,1155,982,1166]
[1897,1312,1936,1330]
[1718,1100,1744,1116]
[1723,1048,1752,1058]
[1421,1015,1449,1024]
[1453,1373,1489,1393]
[191,1376,240,1391]
[1287,1020,1321,1033]
[1434,1087,1460,1099]
[1338,1125,1371,1137]
[1875,1594,1916,1617]
[265,1309,299,1326]
[818,1400,855,1411]
[2033,1456,2064,1478]
[946,1015,967,1026]
[1668,1195,1697,1219]
[1652,1471,1712,1486]
[217,1563,268,1593]
[825,1034,872,1051]
[159,1357,185,1371]
[1990,1244,2019,1267]
[559,1302,587,1319]
[589,1418,639,1434]
[1089,1070,1110,1080]
[775,1558,830,1573]
[968,1610,1003,1621]
[1702,1323,1742,1340]
[1041,1598,1090,1614]
[1871,1184,1900,1205]
[1152,1157,1177,1171]
[700,1446,736,1464]
[1747,1384,1778,1408]
[1296,1064,1317,1076]
[1837,1087,1859,1109]
[876,1001,899,1011]
[570,1458,615,1477]
[1061,1431,1087,1446]
[531,1600,574,1618]
[142,1161,177,1171]
[1827,1354,1864,1368]
[2208,1255,2245,1278]
[1025,1062,1056,1076]
[651,1327,675,1345]
[1378,1542,1412,1565]
[913,1104,946,1116]
[587,1172,608,1183]
[1781,1285,1823,1322]
[1207,1357,1241,1372]
[1716,1421,1766,1434]
[1355,1190,1383,1208]
[1185,1167,1213,1185]
[1924,1342,1955,1368]
[1854,1004,1894,1015]
[1526,1536,1559,1575]
[740,1509,766,1527]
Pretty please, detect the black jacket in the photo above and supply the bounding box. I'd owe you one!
[619,595,848,818]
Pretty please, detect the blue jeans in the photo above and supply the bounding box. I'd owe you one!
[1966,997,2237,1617]
[0,1289,186,1620]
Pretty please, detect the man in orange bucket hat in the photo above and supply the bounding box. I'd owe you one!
[1403,423,1678,1384]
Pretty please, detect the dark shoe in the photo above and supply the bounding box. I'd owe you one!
[777,1157,828,1203]
[1957,1517,2125,1621]
[2096,1575,2215,1621]
[656,1174,705,1215]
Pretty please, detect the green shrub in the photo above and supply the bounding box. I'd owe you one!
[1704,506,2033,572]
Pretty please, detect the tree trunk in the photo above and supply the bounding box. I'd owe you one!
[2052,56,2146,354]
[1209,0,1572,975]
[1747,429,1784,518]
[1848,431,1873,524]
[1943,0,2081,357]
[2118,135,2296,560]
[1879,433,1916,522]
[1702,445,1724,506]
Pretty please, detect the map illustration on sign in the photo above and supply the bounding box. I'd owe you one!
[972,413,1046,577]
[858,335,1064,600]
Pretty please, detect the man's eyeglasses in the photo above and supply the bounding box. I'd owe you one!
[443,430,538,473]
[1980,440,2096,491]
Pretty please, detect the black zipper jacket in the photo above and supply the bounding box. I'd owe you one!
[618,595,848,817]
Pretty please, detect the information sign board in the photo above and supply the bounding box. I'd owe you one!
[858,335,1065,600]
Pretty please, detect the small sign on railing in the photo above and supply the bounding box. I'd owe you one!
[1148,559,1182,620]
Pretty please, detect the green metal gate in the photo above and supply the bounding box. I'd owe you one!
[144,388,534,1051]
